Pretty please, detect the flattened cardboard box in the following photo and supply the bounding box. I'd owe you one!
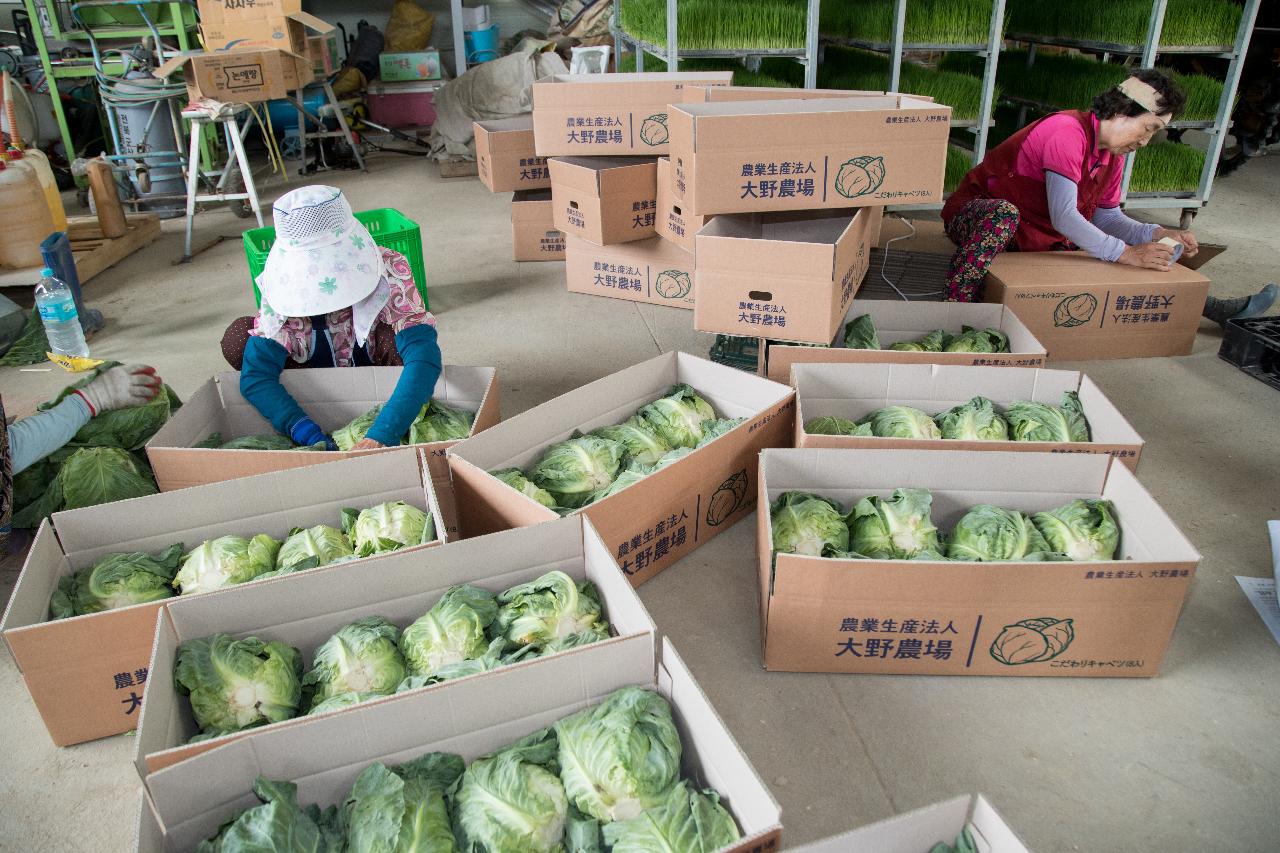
[136,639,781,853]
[695,208,875,345]
[512,189,565,261]
[145,366,499,538]
[669,96,951,215]
[199,10,334,56]
[0,451,443,747]
[134,514,656,777]
[757,448,1199,677]
[565,234,694,309]
[532,71,734,156]
[793,362,1145,471]
[475,114,550,193]
[792,794,1029,853]
[984,251,1211,361]
[449,352,796,587]
[657,156,709,255]
[763,299,1049,384]
[550,155,658,245]
[154,49,312,103]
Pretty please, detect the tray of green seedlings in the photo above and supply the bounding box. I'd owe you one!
[945,145,974,193]
[819,0,998,48]
[819,46,988,122]
[1130,142,1205,194]
[618,0,809,51]
[616,52,793,87]
[1006,0,1242,51]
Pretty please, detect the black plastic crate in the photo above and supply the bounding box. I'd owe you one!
[1219,316,1280,391]
[708,335,760,373]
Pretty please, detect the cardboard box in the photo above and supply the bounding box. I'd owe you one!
[549,156,658,246]
[144,366,499,538]
[0,451,443,748]
[135,638,780,852]
[682,85,892,103]
[984,251,1211,361]
[792,795,1028,853]
[762,299,1049,385]
[757,448,1199,676]
[532,71,734,156]
[306,30,339,75]
[154,49,313,103]
[379,49,442,82]
[199,7,334,57]
[512,190,565,261]
[668,96,951,215]
[793,362,1145,471]
[134,514,656,776]
[656,156,708,254]
[476,114,550,193]
[694,208,875,345]
[448,352,796,586]
[565,234,694,309]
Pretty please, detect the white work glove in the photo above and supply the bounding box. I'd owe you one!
[74,364,163,416]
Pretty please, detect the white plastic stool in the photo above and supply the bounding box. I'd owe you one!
[180,103,264,261]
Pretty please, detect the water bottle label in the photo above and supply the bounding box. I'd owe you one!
[38,299,78,323]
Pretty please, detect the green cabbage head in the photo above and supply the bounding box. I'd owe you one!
[454,729,567,853]
[1006,391,1091,442]
[407,399,475,444]
[399,584,498,677]
[49,543,182,618]
[173,534,282,596]
[943,325,1010,353]
[602,780,740,853]
[495,570,610,652]
[1032,498,1120,561]
[889,329,951,352]
[492,468,559,509]
[194,777,340,853]
[529,435,627,508]
[342,501,435,558]
[175,633,303,734]
[946,505,1057,562]
[864,405,942,439]
[333,406,381,451]
[804,416,872,437]
[934,396,1009,441]
[341,752,465,853]
[842,314,881,349]
[770,491,849,557]
[637,384,717,449]
[592,417,672,468]
[847,488,942,559]
[276,525,354,572]
[303,616,407,710]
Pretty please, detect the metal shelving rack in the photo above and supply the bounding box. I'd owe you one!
[1006,0,1263,225]
[610,0,823,89]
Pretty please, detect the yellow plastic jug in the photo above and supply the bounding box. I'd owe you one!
[5,147,66,232]
[0,158,56,269]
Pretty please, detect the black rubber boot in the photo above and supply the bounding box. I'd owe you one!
[1203,295,1251,325]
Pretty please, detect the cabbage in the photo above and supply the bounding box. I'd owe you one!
[492,468,559,509]
[864,405,943,439]
[333,406,381,451]
[770,491,849,557]
[1006,392,1091,442]
[174,534,282,595]
[943,325,1010,353]
[42,361,177,450]
[804,416,872,436]
[494,570,610,652]
[529,436,627,508]
[201,434,298,450]
[276,525,353,572]
[695,417,746,447]
[934,396,1009,441]
[407,399,475,444]
[49,543,183,618]
[399,584,498,677]
[58,446,158,510]
[341,753,465,852]
[175,633,303,734]
[637,384,717,449]
[194,777,340,853]
[342,501,435,558]
[454,729,568,853]
[554,686,682,823]
[888,329,951,352]
[303,616,407,710]
[395,637,515,692]
[587,463,652,504]
[1032,499,1120,561]
[307,691,384,716]
[842,314,880,349]
[946,505,1058,562]
[846,488,942,559]
[601,780,740,853]
[591,417,671,468]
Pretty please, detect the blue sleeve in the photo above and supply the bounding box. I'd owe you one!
[1092,205,1157,246]
[240,335,310,435]
[7,396,91,474]
[366,323,443,446]
[1045,170,1127,262]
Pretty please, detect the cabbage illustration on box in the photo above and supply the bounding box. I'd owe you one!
[989,617,1076,665]
[834,156,887,199]
[640,114,669,147]
[654,269,692,300]
[1054,293,1099,328]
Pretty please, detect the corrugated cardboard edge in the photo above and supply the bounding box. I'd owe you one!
[786,793,1030,853]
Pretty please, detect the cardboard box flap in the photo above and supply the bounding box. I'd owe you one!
[790,794,1029,853]
[476,114,535,138]
[0,521,66,635]
[550,155,656,197]
[1101,461,1200,563]
[154,51,200,79]
[697,211,857,279]
[675,97,951,148]
[286,10,334,34]
[534,72,734,108]
[513,188,553,207]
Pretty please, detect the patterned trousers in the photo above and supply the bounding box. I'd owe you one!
[944,199,1020,302]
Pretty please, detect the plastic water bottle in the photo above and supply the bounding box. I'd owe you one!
[35,267,89,357]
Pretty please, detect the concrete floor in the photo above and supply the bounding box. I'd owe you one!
[2,149,1279,852]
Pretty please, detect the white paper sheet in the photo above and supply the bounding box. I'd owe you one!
[1237,576,1280,648]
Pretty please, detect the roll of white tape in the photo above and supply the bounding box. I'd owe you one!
[1157,235,1184,263]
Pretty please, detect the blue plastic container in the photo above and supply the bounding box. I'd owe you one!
[464,24,500,64]
[265,86,329,133]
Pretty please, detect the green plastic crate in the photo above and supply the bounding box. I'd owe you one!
[243,208,429,310]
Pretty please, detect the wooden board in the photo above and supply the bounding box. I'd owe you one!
[0,214,161,289]
[438,158,478,178]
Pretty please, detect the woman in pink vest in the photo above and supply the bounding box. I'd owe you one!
[942,69,1275,324]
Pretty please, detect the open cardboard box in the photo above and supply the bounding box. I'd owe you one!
[549,155,658,245]
[144,366,499,537]
[198,9,334,55]
[565,234,694,309]
[448,352,795,586]
[135,638,780,852]
[134,513,656,777]
[762,299,1049,384]
[757,448,1199,676]
[682,85,892,103]
[657,156,709,255]
[154,48,313,103]
[792,794,1029,853]
[512,189,565,261]
[532,72,733,157]
[668,96,951,215]
[0,450,443,748]
[983,251,1211,361]
[475,114,550,193]
[694,208,875,344]
[793,362,1145,471]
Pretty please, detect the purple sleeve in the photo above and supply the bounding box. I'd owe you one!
[1091,205,1157,247]
[1045,170,1127,262]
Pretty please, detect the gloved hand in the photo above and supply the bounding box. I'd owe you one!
[74,364,163,416]
[290,416,337,451]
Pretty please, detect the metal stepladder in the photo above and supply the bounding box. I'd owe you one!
[291,80,367,175]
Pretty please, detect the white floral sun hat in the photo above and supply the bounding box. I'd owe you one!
[256,185,382,317]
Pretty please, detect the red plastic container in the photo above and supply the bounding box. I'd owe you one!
[367,80,441,129]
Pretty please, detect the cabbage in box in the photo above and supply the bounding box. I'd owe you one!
[0,450,442,747]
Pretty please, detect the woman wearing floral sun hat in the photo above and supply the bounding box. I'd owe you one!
[220,185,441,450]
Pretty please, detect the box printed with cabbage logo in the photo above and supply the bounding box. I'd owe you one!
[791,794,1029,853]
[984,251,1210,361]
[0,451,444,748]
[757,448,1199,676]
[448,352,795,587]
[667,95,950,216]
[564,234,694,309]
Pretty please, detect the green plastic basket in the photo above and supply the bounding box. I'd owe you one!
[243,208,429,310]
